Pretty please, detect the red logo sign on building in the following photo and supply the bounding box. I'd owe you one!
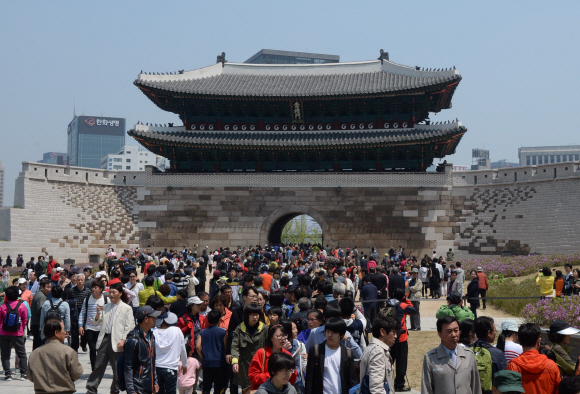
[85,117,95,126]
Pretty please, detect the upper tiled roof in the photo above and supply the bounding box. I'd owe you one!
[135,59,461,98]
[128,121,466,147]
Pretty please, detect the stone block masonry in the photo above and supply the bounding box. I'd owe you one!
[0,162,141,262]
[1,160,580,261]
[138,185,456,257]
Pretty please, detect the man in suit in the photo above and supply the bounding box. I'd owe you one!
[421,316,482,394]
[86,283,135,394]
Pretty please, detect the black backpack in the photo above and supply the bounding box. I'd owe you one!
[46,300,64,321]
[20,269,29,279]
[2,301,23,332]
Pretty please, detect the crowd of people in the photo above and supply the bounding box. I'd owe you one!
[0,244,579,394]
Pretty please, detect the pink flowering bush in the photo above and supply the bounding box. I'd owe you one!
[522,296,580,327]
[462,254,580,278]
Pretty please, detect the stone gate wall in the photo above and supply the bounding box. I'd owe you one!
[1,161,579,262]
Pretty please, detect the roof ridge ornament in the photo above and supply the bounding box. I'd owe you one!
[217,52,227,68]
[378,49,389,65]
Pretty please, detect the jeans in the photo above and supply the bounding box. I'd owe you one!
[31,325,45,350]
[410,301,421,330]
[0,335,27,377]
[85,334,121,394]
[479,289,487,308]
[390,340,408,388]
[202,366,228,394]
[157,367,178,394]
[84,328,100,370]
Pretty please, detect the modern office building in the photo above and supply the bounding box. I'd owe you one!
[0,161,4,207]
[38,152,68,165]
[101,145,165,171]
[491,159,519,169]
[518,145,580,166]
[67,116,125,169]
[245,49,339,64]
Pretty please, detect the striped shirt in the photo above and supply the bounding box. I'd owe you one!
[503,340,523,363]
[78,295,109,331]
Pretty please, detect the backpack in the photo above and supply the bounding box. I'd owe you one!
[117,334,139,392]
[46,300,64,321]
[471,345,493,391]
[2,301,23,332]
[20,269,29,279]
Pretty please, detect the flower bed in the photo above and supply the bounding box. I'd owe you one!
[461,254,580,278]
[522,295,580,327]
[4,261,95,279]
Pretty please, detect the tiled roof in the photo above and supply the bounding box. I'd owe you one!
[136,72,459,98]
[135,60,461,98]
[128,122,466,148]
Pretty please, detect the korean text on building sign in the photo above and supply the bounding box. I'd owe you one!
[97,119,120,127]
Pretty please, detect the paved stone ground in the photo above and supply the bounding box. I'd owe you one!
[3,335,422,394]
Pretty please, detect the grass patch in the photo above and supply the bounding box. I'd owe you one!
[407,331,441,391]
[487,277,540,316]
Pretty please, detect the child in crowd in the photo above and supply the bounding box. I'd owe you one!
[196,309,227,394]
[554,270,565,297]
[267,307,283,326]
[178,343,201,394]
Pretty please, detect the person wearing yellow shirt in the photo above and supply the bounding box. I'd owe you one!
[535,266,555,298]
[139,276,177,306]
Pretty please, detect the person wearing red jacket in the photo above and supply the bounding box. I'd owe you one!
[507,323,561,394]
[386,288,416,392]
[177,297,205,353]
[248,325,297,390]
[476,267,489,310]
[46,256,57,276]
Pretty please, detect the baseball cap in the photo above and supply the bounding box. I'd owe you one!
[411,268,419,273]
[549,320,580,336]
[17,278,27,284]
[39,274,47,280]
[156,311,178,327]
[492,371,525,393]
[136,305,162,320]
[56,267,64,272]
[500,319,519,333]
[335,276,346,284]
[187,296,204,306]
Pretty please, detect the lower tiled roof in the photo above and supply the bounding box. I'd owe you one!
[128,123,465,147]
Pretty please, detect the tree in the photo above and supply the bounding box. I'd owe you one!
[281,215,322,244]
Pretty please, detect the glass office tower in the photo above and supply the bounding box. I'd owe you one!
[67,116,125,168]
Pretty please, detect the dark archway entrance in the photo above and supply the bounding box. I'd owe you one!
[268,214,323,245]
[259,205,332,247]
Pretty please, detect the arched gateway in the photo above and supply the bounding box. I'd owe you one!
[260,205,331,245]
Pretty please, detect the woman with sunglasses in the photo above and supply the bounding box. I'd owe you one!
[248,324,297,391]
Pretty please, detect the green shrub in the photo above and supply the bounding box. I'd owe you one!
[487,278,540,317]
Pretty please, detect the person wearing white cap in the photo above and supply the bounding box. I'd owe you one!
[548,320,580,376]
[153,311,188,394]
[496,320,522,363]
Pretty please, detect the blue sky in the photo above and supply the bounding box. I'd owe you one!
[1,1,579,206]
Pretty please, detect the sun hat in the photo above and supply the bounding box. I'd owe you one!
[492,370,525,393]
[477,266,483,272]
[17,278,27,284]
[156,311,178,327]
[500,319,519,333]
[549,320,580,336]
[187,296,204,306]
